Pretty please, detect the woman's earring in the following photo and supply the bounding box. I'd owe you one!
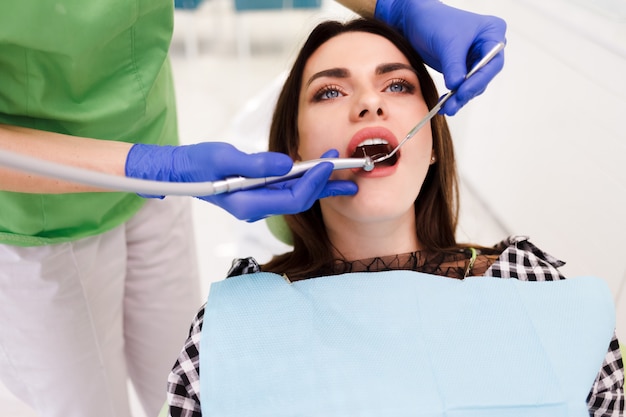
[430,155,436,164]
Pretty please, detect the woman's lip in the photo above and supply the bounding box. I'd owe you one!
[347,127,399,155]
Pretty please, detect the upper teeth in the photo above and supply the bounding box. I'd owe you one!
[357,138,388,147]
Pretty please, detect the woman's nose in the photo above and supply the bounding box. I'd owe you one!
[358,108,384,118]
[352,91,386,121]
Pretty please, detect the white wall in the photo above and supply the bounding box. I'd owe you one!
[446,0,626,336]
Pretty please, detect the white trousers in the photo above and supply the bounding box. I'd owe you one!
[0,197,201,417]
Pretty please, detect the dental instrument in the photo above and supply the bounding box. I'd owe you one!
[0,148,372,196]
[370,41,506,166]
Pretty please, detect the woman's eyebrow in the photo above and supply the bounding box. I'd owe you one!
[305,68,350,88]
[376,62,417,75]
[305,63,416,88]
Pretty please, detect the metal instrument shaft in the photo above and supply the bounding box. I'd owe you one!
[371,42,505,165]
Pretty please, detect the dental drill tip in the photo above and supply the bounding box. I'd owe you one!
[363,156,375,172]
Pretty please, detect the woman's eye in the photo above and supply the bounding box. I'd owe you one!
[385,79,415,94]
[313,86,344,101]
[322,89,341,99]
[388,83,405,93]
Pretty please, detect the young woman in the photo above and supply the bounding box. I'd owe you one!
[166,18,623,416]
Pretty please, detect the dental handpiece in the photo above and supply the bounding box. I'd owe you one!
[211,156,374,194]
[0,148,372,196]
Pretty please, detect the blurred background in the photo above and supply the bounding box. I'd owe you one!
[3,0,625,415]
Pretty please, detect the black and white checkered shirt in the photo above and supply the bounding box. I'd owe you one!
[166,236,624,416]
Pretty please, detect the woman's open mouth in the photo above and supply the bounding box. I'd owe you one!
[349,138,398,167]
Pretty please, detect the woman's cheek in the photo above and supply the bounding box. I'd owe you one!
[299,123,333,159]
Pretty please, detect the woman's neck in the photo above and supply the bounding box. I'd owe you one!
[324,210,420,261]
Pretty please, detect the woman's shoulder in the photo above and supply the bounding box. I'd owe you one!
[227,257,263,277]
[184,258,262,335]
[484,235,566,281]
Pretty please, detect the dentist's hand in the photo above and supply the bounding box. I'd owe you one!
[375,0,506,115]
[125,143,357,222]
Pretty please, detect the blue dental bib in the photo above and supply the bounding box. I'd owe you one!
[200,271,614,417]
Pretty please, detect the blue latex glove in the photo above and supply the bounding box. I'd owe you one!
[375,0,506,115]
[125,142,357,222]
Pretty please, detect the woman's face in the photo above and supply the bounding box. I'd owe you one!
[297,31,434,229]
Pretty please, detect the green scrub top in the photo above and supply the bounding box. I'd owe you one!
[0,0,179,246]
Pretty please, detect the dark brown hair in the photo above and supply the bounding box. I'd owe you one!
[263,18,459,278]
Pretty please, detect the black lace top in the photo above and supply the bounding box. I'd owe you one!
[310,248,500,281]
